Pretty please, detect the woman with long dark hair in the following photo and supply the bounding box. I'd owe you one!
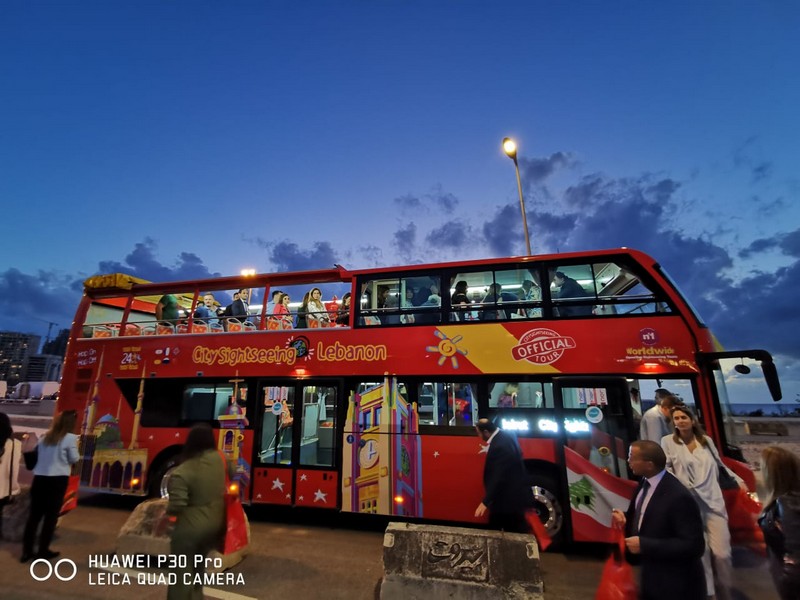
[758,445,800,600]
[0,412,22,540]
[21,409,79,562]
[166,424,227,600]
[661,404,743,600]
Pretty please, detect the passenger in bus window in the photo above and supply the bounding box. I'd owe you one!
[498,383,519,408]
[193,294,220,326]
[229,288,251,322]
[306,287,331,326]
[266,289,283,315]
[450,280,472,321]
[156,293,180,323]
[518,279,542,318]
[336,292,351,325]
[480,283,508,320]
[553,271,593,317]
[400,288,416,324]
[383,294,402,325]
[296,291,310,328]
[271,292,293,329]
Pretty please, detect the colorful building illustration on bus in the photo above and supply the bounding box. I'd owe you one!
[85,413,147,492]
[342,377,423,516]
[218,413,251,494]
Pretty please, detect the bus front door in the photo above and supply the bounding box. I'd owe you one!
[251,382,339,509]
[553,377,637,543]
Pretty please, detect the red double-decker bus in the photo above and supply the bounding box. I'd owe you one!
[57,248,780,545]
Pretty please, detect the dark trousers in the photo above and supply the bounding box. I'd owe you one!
[489,510,531,534]
[23,475,68,554]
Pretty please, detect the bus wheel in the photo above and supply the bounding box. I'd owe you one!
[529,476,565,546]
[148,454,180,498]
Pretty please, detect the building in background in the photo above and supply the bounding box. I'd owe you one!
[0,331,41,387]
[23,354,63,382]
[42,328,70,357]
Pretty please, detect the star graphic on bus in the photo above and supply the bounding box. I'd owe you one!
[271,478,285,492]
[425,330,468,368]
[313,489,328,503]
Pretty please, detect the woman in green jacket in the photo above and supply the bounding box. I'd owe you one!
[167,424,227,600]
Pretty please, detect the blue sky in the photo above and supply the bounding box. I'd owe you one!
[1,1,798,405]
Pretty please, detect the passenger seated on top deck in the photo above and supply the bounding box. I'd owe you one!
[335,292,351,326]
[479,283,516,320]
[451,280,472,321]
[416,284,442,324]
[518,279,542,318]
[266,289,283,315]
[156,293,181,324]
[552,271,593,317]
[383,294,402,325]
[193,293,220,326]
[306,287,331,326]
[221,292,239,329]
[271,292,294,329]
[296,291,310,329]
[229,288,251,322]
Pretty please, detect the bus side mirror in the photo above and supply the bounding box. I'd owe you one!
[761,359,782,402]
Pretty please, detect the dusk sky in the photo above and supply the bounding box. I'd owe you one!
[1,2,798,405]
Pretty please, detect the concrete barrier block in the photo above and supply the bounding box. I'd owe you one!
[115,498,248,572]
[380,522,543,600]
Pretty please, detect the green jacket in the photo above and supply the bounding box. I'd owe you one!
[166,449,226,555]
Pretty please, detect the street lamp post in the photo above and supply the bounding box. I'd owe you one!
[502,137,532,256]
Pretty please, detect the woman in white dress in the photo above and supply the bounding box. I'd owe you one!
[305,287,331,327]
[661,403,744,600]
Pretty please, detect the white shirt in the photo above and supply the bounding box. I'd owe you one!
[661,434,732,518]
[0,438,22,498]
[635,469,667,530]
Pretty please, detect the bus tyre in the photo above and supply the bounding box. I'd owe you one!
[529,476,565,548]
[148,455,180,498]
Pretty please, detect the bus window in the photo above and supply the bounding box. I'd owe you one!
[182,383,248,423]
[488,381,552,408]
[418,382,477,427]
[358,274,442,326]
[448,267,541,322]
[298,385,337,467]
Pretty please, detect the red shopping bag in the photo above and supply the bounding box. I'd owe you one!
[525,509,552,551]
[217,451,249,554]
[222,493,249,554]
[60,475,80,514]
[595,529,637,600]
[724,487,765,555]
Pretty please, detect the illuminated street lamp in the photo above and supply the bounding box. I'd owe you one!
[240,268,256,302]
[502,137,532,256]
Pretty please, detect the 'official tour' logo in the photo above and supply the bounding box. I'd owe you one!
[512,328,576,365]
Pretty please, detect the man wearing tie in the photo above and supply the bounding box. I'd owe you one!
[612,440,706,600]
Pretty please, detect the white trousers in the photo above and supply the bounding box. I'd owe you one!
[701,509,732,599]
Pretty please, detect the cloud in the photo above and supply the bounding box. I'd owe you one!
[0,269,79,334]
[739,227,800,259]
[482,204,525,256]
[519,152,574,187]
[430,186,459,214]
[97,238,221,282]
[392,223,417,263]
[393,194,423,212]
[392,187,460,216]
[268,240,339,272]
[424,220,473,251]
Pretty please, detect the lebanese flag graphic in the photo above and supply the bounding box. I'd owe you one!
[565,447,637,542]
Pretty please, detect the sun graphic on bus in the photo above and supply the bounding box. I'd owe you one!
[426,330,468,368]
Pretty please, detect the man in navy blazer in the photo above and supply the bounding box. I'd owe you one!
[474,419,534,533]
[612,440,706,600]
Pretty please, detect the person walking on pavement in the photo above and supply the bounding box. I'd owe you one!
[612,440,706,600]
[0,412,22,540]
[474,418,534,534]
[166,424,228,600]
[21,409,79,563]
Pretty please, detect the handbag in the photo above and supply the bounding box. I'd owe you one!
[219,451,249,554]
[23,447,38,471]
[708,440,739,490]
[595,528,637,600]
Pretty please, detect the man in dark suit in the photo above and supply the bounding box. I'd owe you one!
[474,419,534,533]
[612,440,706,600]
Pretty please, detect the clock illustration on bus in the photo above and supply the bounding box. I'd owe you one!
[359,439,379,469]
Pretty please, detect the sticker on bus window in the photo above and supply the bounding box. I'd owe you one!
[585,406,603,424]
[271,401,284,416]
